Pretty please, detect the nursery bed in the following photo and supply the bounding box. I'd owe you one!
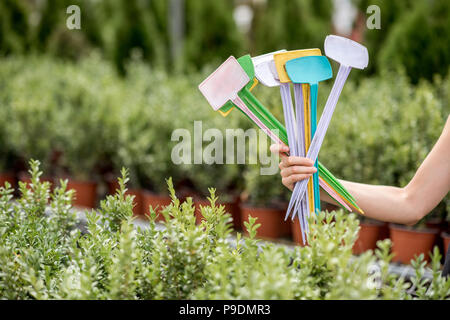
[70,206,432,281]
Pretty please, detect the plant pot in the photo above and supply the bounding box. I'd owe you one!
[389,224,438,264]
[240,204,290,240]
[142,191,172,221]
[0,172,15,188]
[222,199,241,230]
[67,179,98,209]
[442,232,450,258]
[352,220,389,255]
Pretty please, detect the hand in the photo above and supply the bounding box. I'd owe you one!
[270,144,317,191]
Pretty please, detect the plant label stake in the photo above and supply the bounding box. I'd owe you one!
[285,55,332,219]
[286,36,368,215]
[199,56,287,148]
[273,49,321,241]
[273,50,318,226]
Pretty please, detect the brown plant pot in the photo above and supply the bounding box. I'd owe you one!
[390,224,438,264]
[442,232,450,258]
[352,221,389,255]
[291,216,308,246]
[67,179,98,209]
[240,205,290,240]
[142,191,172,221]
[223,200,241,230]
[0,172,15,188]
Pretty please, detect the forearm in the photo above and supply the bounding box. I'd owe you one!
[321,181,419,225]
[322,116,450,225]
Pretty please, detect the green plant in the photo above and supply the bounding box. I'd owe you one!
[1,160,449,300]
[251,0,333,55]
[377,0,450,83]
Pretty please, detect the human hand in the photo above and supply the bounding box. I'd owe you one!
[270,144,317,191]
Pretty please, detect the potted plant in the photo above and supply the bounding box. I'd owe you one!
[187,160,243,228]
[352,216,389,255]
[389,216,439,264]
[240,164,291,239]
[106,105,152,217]
[8,94,56,190]
[55,87,111,208]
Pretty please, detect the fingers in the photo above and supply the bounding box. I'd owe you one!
[280,164,317,177]
[270,144,289,155]
[271,144,317,191]
[282,174,313,191]
[279,156,315,170]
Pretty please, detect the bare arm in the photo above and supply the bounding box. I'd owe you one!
[272,115,450,226]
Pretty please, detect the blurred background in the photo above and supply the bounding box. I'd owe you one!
[0,0,449,257]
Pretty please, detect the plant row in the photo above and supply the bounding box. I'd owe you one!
[0,160,449,300]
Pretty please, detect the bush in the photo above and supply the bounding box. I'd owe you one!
[0,55,448,218]
[0,0,244,74]
[0,160,449,299]
[251,0,333,55]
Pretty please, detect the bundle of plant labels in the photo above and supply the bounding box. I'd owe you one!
[198,35,366,243]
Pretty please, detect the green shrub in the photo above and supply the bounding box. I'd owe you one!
[0,55,448,217]
[251,0,333,55]
[358,0,450,83]
[0,0,244,73]
[1,160,449,300]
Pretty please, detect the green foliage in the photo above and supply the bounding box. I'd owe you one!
[0,55,448,218]
[378,0,450,83]
[243,162,289,208]
[0,0,243,73]
[1,161,448,299]
[351,0,417,75]
[251,0,333,55]
[353,0,450,82]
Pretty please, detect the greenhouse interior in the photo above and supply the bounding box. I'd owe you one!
[0,0,449,306]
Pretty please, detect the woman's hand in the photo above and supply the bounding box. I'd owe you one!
[270,144,317,191]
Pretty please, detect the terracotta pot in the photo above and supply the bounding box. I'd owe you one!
[142,191,172,221]
[291,216,308,246]
[67,179,98,209]
[390,224,438,264]
[442,232,450,258]
[352,221,389,255]
[0,172,15,188]
[240,205,290,240]
[222,200,241,230]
